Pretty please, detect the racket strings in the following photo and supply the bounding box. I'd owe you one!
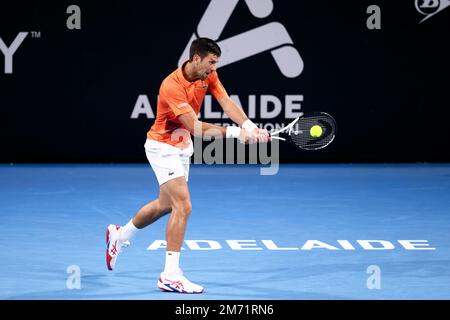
[288,114,336,150]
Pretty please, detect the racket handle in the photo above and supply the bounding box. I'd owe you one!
[270,136,286,141]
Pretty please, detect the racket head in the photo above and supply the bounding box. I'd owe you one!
[279,112,337,150]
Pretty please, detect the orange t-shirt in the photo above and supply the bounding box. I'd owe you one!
[147,61,228,148]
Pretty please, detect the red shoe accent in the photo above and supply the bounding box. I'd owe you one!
[110,241,118,255]
[106,252,113,270]
[106,226,112,270]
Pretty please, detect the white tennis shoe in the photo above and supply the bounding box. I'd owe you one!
[106,224,130,271]
[158,269,204,294]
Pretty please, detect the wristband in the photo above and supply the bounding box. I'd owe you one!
[226,126,241,138]
[241,119,258,133]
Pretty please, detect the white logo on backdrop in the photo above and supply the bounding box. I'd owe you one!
[131,0,305,120]
[0,32,28,74]
[178,0,303,78]
[415,0,450,23]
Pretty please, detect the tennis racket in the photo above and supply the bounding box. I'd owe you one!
[270,112,337,150]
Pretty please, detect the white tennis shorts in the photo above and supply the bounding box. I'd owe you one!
[144,139,194,186]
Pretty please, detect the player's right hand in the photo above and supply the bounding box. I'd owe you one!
[238,128,250,144]
[247,128,269,144]
[254,128,270,143]
[239,128,270,144]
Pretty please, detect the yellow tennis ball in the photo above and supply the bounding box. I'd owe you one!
[310,125,323,138]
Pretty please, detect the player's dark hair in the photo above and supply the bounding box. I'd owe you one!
[189,37,221,61]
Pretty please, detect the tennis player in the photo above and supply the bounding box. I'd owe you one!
[106,38,269,293]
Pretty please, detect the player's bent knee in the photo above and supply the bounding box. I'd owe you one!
[172,200,192,217]
[156,198,171,214]
[184,201,192,215]
[160,205,172,214]
[181,200,192,216]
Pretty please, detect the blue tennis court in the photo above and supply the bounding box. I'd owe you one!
[1,163,449,300]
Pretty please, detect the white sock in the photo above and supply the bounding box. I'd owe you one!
[119,219,139,241]
[164,251,180,275]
